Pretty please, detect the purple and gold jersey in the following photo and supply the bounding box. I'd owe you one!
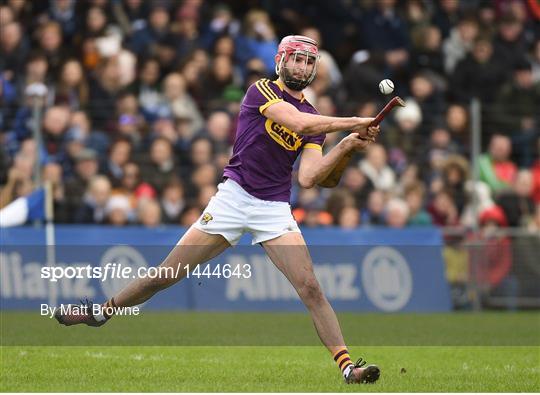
[223,79,325,202]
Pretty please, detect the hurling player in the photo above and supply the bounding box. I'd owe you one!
[56,35,381,384]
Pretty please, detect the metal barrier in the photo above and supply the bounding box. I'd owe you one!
[442,227,540,310]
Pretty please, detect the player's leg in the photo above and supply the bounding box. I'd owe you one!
[55,227,230,326]
[111,227,230,307]
[262,231,380,384]
[56,179,248,327]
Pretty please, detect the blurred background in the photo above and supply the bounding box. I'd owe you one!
[0,0,539,311]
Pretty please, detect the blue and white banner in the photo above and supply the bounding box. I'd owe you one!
[0,226,451,312]
[0,188,45,227]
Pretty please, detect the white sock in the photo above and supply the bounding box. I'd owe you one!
[92,305,107,322]
[343,364,353,379]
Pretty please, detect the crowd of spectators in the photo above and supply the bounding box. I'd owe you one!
[1,0,539,230]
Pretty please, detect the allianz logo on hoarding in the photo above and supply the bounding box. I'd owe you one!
[361,247,413,311]
[99,246,147,298]
[225,255,360,301]
[225,247,413,311]
[0,246,147,300]
[0,251,96,299]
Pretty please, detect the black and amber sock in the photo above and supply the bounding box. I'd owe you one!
[333,348,353,378]
[100,297,117,320]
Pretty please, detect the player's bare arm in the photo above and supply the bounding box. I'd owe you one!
[263,100,375,137]
[298,129,379,189]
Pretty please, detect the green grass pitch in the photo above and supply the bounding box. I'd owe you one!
[1,312,539,392]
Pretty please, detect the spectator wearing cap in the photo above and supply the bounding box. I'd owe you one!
[478,134,517,194]
[74,175,111,223]
[384,98,423,165]
[105,194,133,226]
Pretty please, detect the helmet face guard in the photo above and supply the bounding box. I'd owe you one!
[275,35,320,91]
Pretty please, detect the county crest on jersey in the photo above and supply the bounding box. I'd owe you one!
[223,78,325,202]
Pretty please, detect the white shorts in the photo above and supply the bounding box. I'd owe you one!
[192,178,301,245]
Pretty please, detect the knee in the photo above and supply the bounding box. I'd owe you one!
[298,278,325,306]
